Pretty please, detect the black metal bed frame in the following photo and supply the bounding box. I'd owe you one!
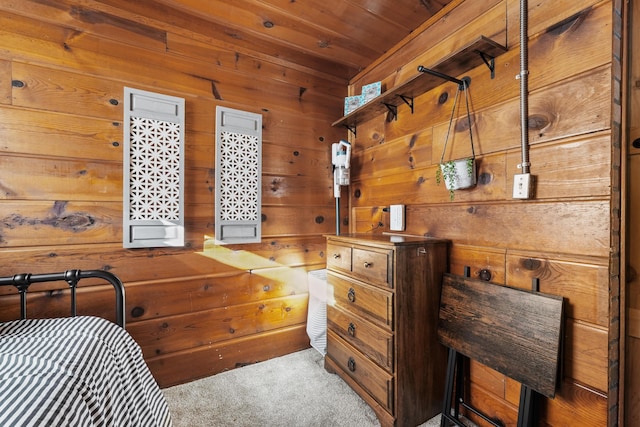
[0,269,126,328]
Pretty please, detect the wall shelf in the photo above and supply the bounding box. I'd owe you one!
[332,36,507,135]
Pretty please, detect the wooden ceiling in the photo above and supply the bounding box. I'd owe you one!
[116,0,455,80]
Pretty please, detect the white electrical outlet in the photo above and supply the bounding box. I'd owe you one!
[390,204,405,231]
[513,173,532,199]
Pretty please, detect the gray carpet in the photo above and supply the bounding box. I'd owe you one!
[163,348,442,427]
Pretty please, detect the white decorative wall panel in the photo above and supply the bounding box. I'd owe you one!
[215,107,262,244]
[123,87,185,248]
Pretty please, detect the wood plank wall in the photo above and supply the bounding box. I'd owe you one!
[626,0,640,424]
[0,0,625,424]
[346,0,617,425]
[0,0,347,387]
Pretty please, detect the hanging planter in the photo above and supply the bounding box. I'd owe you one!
[437,78,477,200]
[438,157,476,191]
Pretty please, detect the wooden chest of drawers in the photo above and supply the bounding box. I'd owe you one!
[324,234,448,427]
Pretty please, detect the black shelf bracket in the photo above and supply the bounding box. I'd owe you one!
[397,94,414,113]
[344,123,357,137]
[417,65,471,90]
[383,103,398,121]
[478,51,497,79]
[384,94,414,121]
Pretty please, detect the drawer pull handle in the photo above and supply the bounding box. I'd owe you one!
[363,261,372,268]
[347,287,356,303]
[333,253,341,259]
[347,357,356,372]
[347,322,356,337]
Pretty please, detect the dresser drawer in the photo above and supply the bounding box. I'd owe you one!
[327,243,352,273]
[327,304,394,372]
[327,329,394,414]
[328,271,393,330]
[352,247,393,288]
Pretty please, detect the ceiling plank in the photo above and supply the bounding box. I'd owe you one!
[91,0,357,79]
[65,0,456,80]
[148,0,378,69]
[140,0,454,77]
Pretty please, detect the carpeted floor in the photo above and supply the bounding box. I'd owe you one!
[163,348,442,427]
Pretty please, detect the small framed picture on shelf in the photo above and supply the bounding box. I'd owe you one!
[344,95,363,115]
[361,81,382,104]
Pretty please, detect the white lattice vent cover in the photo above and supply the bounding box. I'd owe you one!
[129,117,182,220]
[218,131,260,221]
[215,107,262,244]
[123,88,185,248]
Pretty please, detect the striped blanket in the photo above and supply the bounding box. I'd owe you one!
[0,316,171,426]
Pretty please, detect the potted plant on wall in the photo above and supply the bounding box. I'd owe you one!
[436,79,477,200]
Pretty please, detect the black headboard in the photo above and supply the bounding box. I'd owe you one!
[0,269,126,328]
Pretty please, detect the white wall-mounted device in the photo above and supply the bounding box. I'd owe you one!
[390,204,405,231]
[332,140,351,199]
[332,140,351,235]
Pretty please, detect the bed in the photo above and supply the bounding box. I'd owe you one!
[0,269,172,427]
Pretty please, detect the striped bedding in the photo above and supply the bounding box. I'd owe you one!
[0,316,172,426]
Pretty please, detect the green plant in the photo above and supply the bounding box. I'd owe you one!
[436,161,456,200]
[465,157,474,177]
[436,157,475,201]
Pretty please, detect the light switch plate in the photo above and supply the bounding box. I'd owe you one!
[513,173,533,199]
[390,204,405,231]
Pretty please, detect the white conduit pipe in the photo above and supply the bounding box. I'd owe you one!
[518,0,531,174]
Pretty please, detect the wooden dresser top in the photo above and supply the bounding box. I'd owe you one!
[326,233,449,247]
